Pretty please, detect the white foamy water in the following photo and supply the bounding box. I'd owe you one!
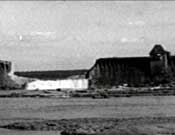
[26,79,88,90]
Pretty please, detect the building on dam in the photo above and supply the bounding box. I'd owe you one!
[87,44,175,88]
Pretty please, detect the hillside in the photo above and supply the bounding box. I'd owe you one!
[14,70,88,80]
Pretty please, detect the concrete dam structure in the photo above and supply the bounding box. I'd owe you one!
[0,60,19,89]
[87,45,175,88]
[13,44,175,90]
[0,60,12,74]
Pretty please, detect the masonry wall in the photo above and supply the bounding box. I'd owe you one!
[0,61,21,89]
[168,56,175,80]
[88,57,151,88]
[0,61,11,74]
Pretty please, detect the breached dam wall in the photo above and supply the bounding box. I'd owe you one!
[0,61,21,89]
[0,61,11,74]
[87,57,151,88]
[26,79,88,90]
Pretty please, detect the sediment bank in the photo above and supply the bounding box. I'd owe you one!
[2,117,175,135]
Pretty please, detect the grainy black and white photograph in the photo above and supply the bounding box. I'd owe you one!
[1,1,175,135]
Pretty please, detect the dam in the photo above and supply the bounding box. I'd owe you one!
[87,44,175,88]
[14,44,175,90]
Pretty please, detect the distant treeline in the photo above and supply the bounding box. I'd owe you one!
[14,70,88,80]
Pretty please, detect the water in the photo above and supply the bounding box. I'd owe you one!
[1,96,175,134]
[27,79,88,90]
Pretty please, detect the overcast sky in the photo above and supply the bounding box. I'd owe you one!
[0,1,175,71]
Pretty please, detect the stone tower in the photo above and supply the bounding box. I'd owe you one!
[149,44,170,77]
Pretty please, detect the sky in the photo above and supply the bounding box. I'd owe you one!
[0,1,175,71]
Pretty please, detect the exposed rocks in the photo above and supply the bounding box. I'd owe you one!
[0,74,21,90]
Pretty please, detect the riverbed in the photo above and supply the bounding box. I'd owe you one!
[1,96,175,135]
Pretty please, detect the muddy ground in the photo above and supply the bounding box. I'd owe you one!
[1,96,175,135]
[2,117,175,135]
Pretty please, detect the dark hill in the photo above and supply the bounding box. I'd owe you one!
[14,70,88,80]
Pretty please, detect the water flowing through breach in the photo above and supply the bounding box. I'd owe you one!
[26,79,88,90]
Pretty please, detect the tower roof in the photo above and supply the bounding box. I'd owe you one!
[149,44,169,56]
